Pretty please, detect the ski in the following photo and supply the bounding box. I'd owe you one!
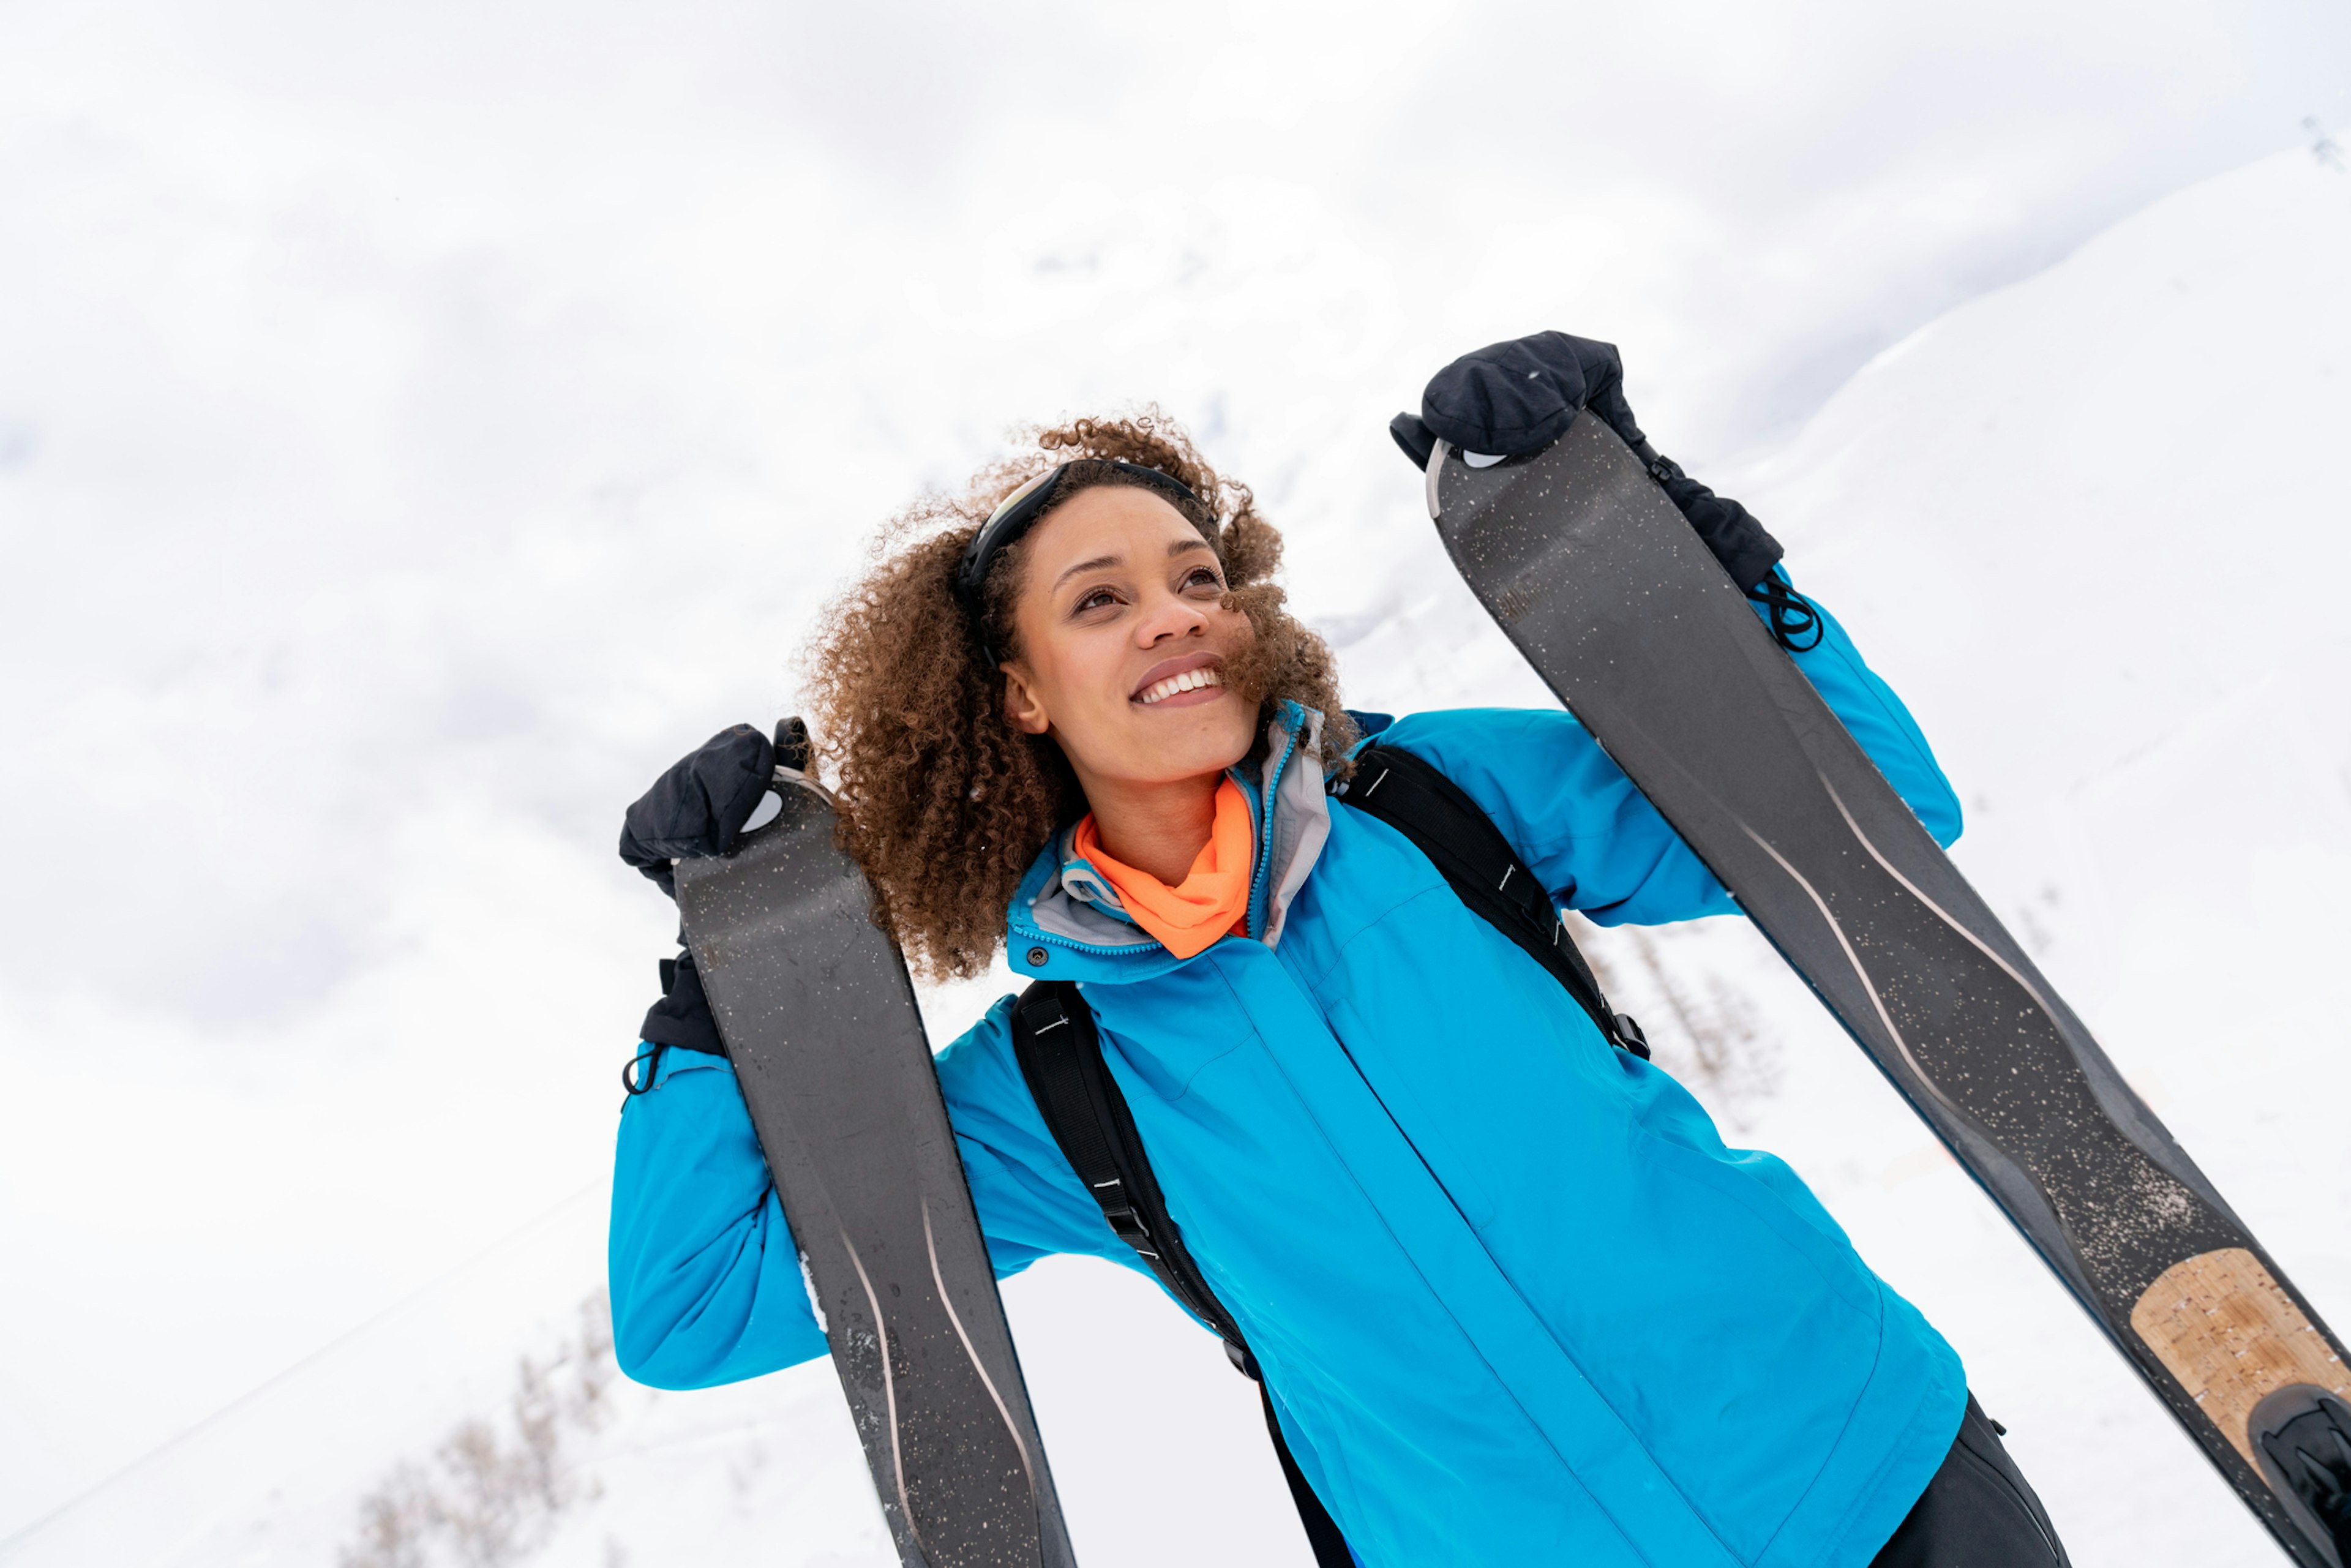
[673,727,1075,1568]
[1421,415,2351,1567]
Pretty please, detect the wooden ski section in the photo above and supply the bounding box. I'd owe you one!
[2132,1249,2351,1469]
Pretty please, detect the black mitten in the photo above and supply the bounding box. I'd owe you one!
[618,723,778,897]
[1390,331,1785,594]
[619,721,817,1091]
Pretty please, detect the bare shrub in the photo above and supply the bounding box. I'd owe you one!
[339,1291,618,1568]
[343,1465,435,1568]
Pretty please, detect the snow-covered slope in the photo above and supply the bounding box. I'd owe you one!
[1711,141,2351,1563]
[10,144,2349,1568]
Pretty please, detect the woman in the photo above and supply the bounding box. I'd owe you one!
[609,333,2071,1567]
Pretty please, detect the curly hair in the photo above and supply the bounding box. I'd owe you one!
[803,409,1356,980]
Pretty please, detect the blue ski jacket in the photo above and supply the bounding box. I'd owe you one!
[609,579,1970,1568]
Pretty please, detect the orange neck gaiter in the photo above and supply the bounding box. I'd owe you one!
[1071,777,1254,959]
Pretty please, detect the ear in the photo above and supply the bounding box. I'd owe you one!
[1000,661,1052,736]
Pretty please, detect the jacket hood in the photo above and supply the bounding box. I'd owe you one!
[1004,702,1332,987]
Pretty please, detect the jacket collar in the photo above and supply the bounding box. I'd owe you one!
[1005,703,1332,986]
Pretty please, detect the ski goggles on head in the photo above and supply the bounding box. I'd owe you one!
[952,459,1203,655]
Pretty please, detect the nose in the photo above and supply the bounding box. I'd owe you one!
[1135,580,1210,647]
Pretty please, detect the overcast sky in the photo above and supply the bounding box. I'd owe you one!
[7,0,2348,1030]
[4,0,2349,1539]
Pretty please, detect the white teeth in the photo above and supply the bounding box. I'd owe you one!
[1138,667,1223,705]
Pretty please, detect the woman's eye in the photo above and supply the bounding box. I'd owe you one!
[1183,568,1223,592]
[1073,588,1117,613]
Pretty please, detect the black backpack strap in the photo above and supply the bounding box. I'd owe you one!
[1332,743,1649,1059]
[1261,1382,1355,1568]
[1009,980,1355,1568]
[1009,982,1241,1344]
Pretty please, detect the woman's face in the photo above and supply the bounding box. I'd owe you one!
[1000,483,1259,792]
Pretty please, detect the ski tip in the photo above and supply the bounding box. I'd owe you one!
[1421,436,1450,523]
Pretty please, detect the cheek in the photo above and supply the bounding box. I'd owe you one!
[1027,625,1131,727]
[1012,605,1087,694]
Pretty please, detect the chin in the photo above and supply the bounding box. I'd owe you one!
[1197,719,1260,776]
[1137,719,1255,782]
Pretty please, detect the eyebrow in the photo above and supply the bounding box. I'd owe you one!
[1051,536,1214,591]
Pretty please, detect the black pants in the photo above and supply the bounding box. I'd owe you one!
[1870,1395,2071,1566]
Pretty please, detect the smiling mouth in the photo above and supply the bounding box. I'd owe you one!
[1136,664,1225,705]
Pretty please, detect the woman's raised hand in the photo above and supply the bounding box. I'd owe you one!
[1392,330,1646,462]
[1390,331,1785,593]
[617,723,779,898]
